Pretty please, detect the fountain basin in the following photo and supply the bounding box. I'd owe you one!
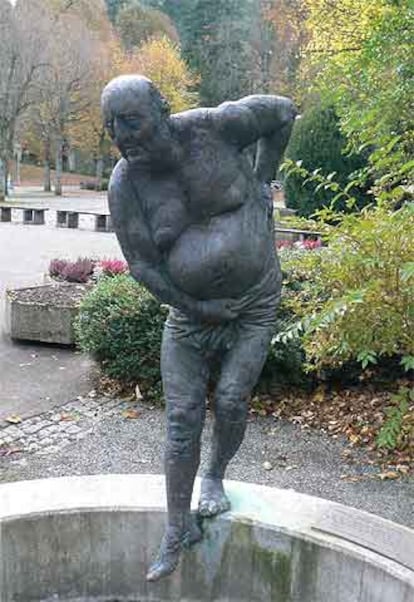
[0,474,413,601]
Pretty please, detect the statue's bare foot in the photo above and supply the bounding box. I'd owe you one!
[146,518,202,582]
[198,477,231,518]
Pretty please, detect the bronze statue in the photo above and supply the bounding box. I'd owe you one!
[102,75,296,581]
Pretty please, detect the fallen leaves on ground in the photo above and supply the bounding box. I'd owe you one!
[5,415,22,424]
[97,375,132,398]
[340,475,367,483]
[59,413,79,422]
[0,445,24,457]
[251,379,414,477]
[122,409,140,420]
[377,471,400,481]
[90,372,414,478]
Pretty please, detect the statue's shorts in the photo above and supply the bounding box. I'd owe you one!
[163,255,282,360]
[161,255,282,435]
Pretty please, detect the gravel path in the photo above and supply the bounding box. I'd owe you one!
[1,396,413,529]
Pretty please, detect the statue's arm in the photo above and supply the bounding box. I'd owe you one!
[108,165,200,315]
[253,121,294,183]
[214,95,297,183]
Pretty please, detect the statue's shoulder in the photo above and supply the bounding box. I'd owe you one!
[108,158,133,206]
[171,107,213,133]
[109,158,129,194]
[173,102,253,144]
[108,158,136,225]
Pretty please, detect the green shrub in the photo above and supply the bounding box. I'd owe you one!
[99,178,109,192]
[261,316,307,390]
[284,104,370,217]
[376,387,413,452]
[275,202,414,373]
[75,275,167,401]
[260,252,310,389]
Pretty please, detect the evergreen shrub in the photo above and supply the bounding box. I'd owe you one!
[75,274,168,400]
[284,104,370,217]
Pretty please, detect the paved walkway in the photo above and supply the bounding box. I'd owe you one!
[0,192,122,424]
[0,391,133,456]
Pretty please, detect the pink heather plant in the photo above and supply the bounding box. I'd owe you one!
[276,238,323,252]
[49,257,95,283]
[49,258,68,278]
[61,257,95,283]
[98,258,129,277]
[276,239,294,249]
[299,238,322,250]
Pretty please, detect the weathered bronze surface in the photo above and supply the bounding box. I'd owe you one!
[102,75,296,581]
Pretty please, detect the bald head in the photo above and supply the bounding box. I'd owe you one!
[101,75,173,164]
[101,75,170,124]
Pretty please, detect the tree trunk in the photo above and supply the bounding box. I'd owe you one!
[68,149,76,172]
[54,139,63,196]
[43,140,51,192]
[0,159,5,201]
[0,157,9,200]
[44,160,51,192]
[95,156,104,191]
[5,160,9,196]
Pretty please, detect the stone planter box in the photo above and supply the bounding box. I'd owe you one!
[6,282,92,345]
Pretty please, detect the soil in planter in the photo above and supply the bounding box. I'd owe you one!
[7,283,93,307]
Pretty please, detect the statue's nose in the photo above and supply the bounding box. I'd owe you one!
[113,117,129,138]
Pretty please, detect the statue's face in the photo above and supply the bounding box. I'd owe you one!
[103,86,165,163]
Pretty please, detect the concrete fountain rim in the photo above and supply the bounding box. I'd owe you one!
[0,473,413,588]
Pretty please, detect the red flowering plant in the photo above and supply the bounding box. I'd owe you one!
[95,258,129,279]
[49,257,96,283]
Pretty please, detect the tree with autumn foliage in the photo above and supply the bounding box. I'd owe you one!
[23,0,196,193]
[15,0,112,193]
[0,0,53,199]
[67,35,120,191]
[126,37,198,112]
[260,0,309,99]
[31,14,101,194]
[300,0,413,189]
[115,1,178,50]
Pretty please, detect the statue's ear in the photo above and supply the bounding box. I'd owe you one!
[161,96,171,117]
[151,86,171,117]
[150,85,171,117]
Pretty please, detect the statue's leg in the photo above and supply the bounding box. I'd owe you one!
[199,320,273,517]
[147,322,209,582]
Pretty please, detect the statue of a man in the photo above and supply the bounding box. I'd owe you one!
[101,75,296,581]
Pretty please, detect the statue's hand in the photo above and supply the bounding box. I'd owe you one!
[196,299,238,323]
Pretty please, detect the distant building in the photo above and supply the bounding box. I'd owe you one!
[270,180,285,207]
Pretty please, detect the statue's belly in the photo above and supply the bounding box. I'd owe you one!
[166,201,272,299]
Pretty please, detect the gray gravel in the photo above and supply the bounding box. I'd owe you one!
[1,402,413,529]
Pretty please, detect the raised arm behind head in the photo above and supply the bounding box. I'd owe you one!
[214,95,297,147]
[214,95,298,183]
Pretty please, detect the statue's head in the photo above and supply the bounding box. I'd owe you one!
[101,75,171,163]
